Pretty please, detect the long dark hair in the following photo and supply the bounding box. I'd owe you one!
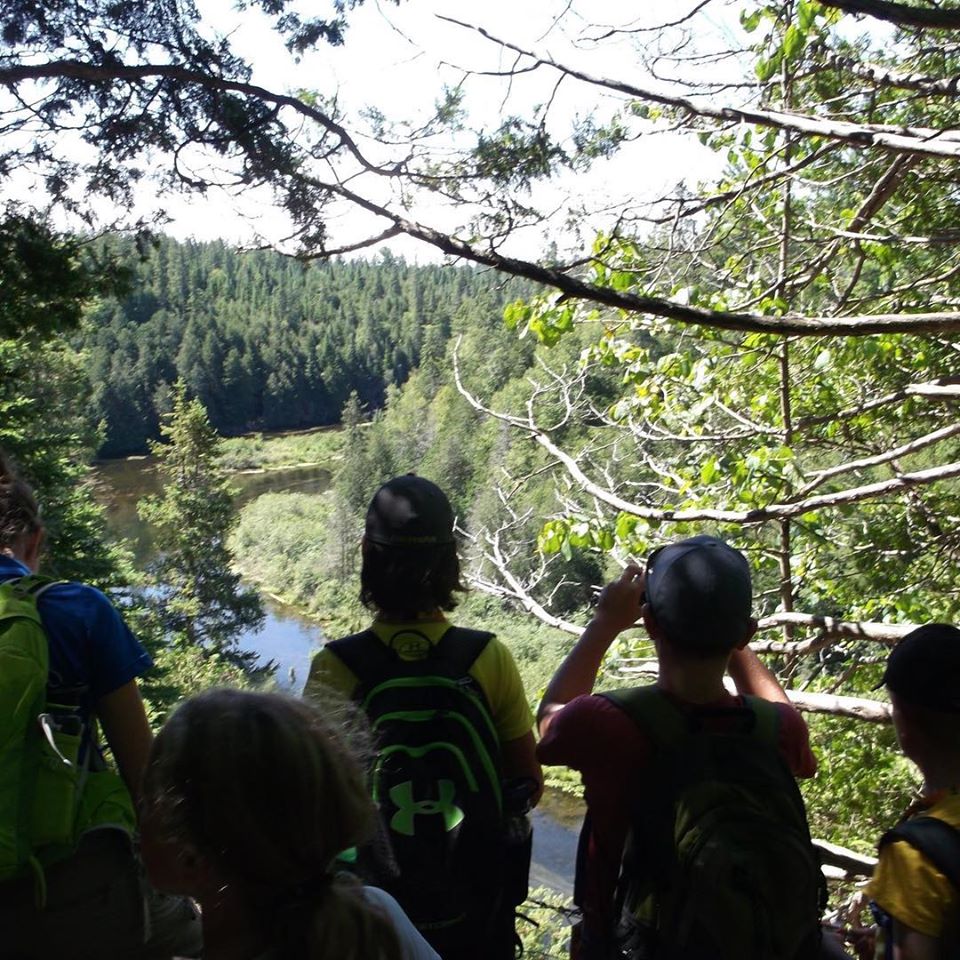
[359,540,466,619]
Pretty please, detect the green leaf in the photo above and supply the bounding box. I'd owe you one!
[755,50,782,82]
[797,0,816,31]
[616,512,639,542]
[783,24,806,62]
[700,457,720,485]
[740,9,763,32]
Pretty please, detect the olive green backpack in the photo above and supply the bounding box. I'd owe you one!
[601,686,824,960]
[0,576,135,896]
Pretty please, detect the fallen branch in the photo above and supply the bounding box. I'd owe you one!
[814,839,877,880]
[614,662,893,722]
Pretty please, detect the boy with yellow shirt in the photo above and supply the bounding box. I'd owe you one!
[305,474,542,960]
[868,623,960,960]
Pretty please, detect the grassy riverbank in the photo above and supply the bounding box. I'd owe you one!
[218,426,345,472]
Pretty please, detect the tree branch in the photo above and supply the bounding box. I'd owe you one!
[327,176,960,335]
[752,613,915,653]
[817,0,960,30]
[795,422,960,497]
[0,59,390,177]
[616,662,893,722]
[441,18,960,160]
[454,362,960,523]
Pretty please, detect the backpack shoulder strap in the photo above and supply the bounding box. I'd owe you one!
[325,629,398,686]
[741,694,781,746]
[880,815,960,891]
[432,626,494,678]
[0,574,57,600]
[601,687,782,750]
[600,685,685,749]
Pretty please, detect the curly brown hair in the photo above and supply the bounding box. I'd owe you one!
[0,451,41,550]
[142,690,402,960]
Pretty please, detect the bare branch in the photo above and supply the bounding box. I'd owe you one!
[752,613,915,652]
[617,662,893,722]
[828,55,960,98]
[454,364,960,523]
[795,422,960,497]
[814,840,876,880]
[440,19,960,160]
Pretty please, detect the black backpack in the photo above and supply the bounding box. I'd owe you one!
[327,626,506,938]
[872,815,960,960]
[599,686,824,960]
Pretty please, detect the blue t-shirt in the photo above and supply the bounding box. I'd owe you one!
[0,555,152,710]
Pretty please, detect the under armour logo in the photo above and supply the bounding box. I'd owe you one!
[389,780,465,836]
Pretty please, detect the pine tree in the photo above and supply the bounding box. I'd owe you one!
[138,381,264,665]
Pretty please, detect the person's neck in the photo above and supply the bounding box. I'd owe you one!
[377,609,446,623]
[656,651,731,704]
[200,889,270,960]
[920,760,960,797]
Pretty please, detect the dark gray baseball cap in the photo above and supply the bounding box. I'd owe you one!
[880,624,960,712]
[646,535,753,649]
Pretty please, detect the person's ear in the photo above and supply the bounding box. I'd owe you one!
[21,528,44,572]
[641,603,658,639]
[177,842,215,896]
[734,617,759,650]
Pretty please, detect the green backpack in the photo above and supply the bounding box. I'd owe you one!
[0,576,134,891]
[600,686,824,960]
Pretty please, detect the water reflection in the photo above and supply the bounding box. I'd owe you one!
[93,456,331,685]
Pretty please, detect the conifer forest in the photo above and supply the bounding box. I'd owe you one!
[3,1,960,951]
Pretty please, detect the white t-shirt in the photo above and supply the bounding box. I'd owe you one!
[363,886,442,960]
[235,886,441,960]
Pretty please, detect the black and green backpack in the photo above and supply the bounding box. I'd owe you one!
[327,626,506,938]
[600,686,824,960]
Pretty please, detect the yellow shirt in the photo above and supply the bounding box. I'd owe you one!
[304,620,534,743]
[868,792,960,947]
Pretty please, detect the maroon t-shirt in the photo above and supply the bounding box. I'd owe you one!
[537,689,817,946]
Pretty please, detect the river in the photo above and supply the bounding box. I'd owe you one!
[93,453,582,896]
[95,456,333,686]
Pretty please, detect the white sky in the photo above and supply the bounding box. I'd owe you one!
[145,0,731,260]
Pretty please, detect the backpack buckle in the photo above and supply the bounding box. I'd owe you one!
[37,714,75,766]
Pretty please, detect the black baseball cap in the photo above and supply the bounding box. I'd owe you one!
[646,535,753,646]
[880,624,960,712]
[365,474,455,548]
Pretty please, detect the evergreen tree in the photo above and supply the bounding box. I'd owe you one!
[138,381,264,665]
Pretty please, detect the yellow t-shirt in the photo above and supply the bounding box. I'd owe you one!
[868,792,960,947]
[304,620,534,743]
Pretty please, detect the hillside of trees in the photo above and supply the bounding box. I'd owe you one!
[80,237,535,455]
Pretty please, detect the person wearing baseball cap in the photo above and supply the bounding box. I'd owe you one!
[537,534,818,960]
[304,474,542,960]
[867,624,960,960]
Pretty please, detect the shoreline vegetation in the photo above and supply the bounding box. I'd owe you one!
[217,426,346,473]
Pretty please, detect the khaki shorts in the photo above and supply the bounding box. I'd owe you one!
[0,829,202,960]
